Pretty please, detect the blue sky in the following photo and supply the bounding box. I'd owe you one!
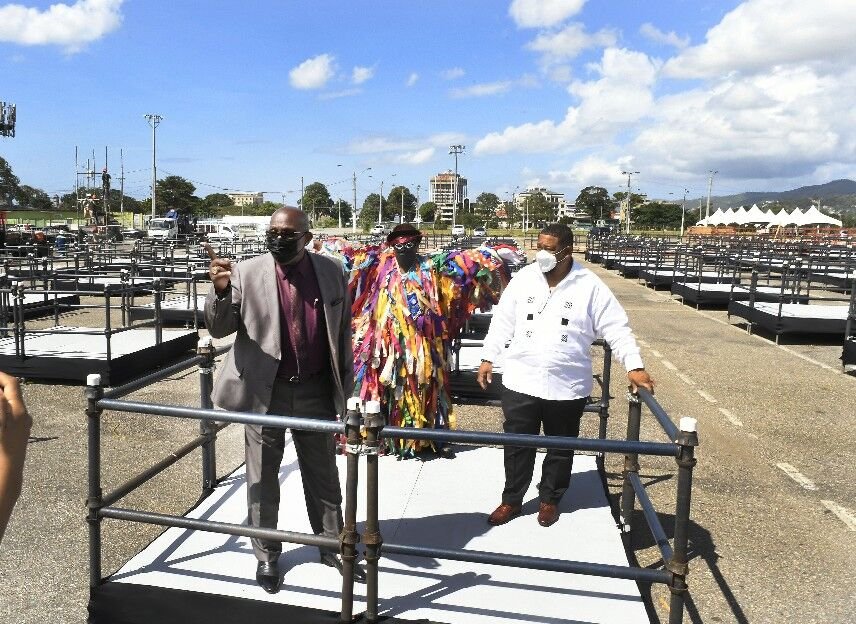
[2,0,855,208]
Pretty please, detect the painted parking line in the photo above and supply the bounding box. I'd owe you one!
[821,500,856,531]
[775,462,818,491]
[718,408,743,427]
[696,389,718,404]
[677,373,696,386]
[661,360,677,371]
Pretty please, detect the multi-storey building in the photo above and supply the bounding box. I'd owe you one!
[515,187,566,219]
[429,171,467,222]
[226,192,264,208]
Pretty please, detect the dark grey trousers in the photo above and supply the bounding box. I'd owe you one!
[501,388,587,506]
[245,374,344,563]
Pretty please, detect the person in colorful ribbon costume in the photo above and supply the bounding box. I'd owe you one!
[349,223,505,458]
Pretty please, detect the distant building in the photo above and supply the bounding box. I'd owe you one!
[430,171,467,222]
[226,192,264,208]
[515,187,566,222]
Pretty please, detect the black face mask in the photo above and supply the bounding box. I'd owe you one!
[267,235,303,264]
[394,247,418,272]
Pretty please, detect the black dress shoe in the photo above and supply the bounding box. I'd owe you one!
[256,560,280,594]
[320,551,367,584]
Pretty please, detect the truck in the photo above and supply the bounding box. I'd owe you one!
[195,220,239,242]
[147,217,178,240]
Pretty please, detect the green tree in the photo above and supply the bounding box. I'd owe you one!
[332,198,353,226]
[574,186,614,222]
[15,185,53,211]
[156,175,198,216]
[387,186,418,222]
[474,192,500,227]
[502,200,520,228]
[359,193,381,228]
[198,193,235,217]
[526,194,556,225]
[419,201,437,223]
[0,156,20,209]
[632,202,683,229]
[300,182,333,222]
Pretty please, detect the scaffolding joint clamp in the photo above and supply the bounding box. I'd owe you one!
[665,558,689,577]
[626,391,640,404]
[345,442,363,455]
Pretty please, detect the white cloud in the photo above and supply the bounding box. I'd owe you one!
[352,65,375,85]
[0,0,123,53]
[289,53,336,90]
[441,67,465,80]
[450,80,513,98]
[406,72,419,87]
[474,48,659,155]
[547,155,634,189]
[639,23,689,49]
[664,0,856,78]
[509,0,586,29]
[526,23,617,63]
[397,148,435,165]
[319,88,362,101]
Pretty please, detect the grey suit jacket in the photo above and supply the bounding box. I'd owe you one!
[204,252,354,417]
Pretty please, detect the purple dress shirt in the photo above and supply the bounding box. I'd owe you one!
[274,254,329,379]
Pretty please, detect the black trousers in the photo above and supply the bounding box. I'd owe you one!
[501,388,587,506]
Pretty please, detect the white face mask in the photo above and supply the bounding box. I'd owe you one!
[535,246,568,273]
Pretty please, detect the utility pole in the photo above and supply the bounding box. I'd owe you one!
[352,172,358,233]
[415,184,421,225]
[680,188,689,238]
[621,170,640,234]
[705,170,718,221]
[119,149,125,216]
[144,114,162,219]
[378,181,384,225]
[449,144,465,227]
[400,186,405,224]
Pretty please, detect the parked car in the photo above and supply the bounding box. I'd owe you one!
[473,226,486,237]
[451,224,466,237]
[370,224,388,236]
[589,225,612,238]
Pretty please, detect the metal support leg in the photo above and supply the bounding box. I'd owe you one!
[339,398,363,623]
[85,374,105,588]
[197,337,217,496]
[364,401,384,623]
[667,418,698,624]
[620,392,642,533]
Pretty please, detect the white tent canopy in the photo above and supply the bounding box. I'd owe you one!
[797,205,842,227]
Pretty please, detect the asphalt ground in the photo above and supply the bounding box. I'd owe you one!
[1,256,854,623]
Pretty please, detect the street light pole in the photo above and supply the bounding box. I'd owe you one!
[144,114,162,219]
[621,170,640,234]
[680,188,689,238]
[449,144,465,227]
[705,170,718,222]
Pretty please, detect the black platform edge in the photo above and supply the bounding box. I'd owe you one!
[88,582,439,624]
[842,338,856,366]
[727,301,847,336]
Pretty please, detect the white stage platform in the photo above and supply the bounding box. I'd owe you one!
[98,443,649,624]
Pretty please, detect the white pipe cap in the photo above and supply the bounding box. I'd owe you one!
[198,336,213,348]
[679,417,697,433]
[364,400,381,414]
[347,397,362,411]
[87,374,102,387]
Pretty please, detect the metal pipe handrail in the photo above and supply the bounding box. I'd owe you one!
[101,422,228,508]
[96,399,346,434]
[629,472,674,564]
[636,388,679,441]
[382,541,672,584]
[99,507,339,550]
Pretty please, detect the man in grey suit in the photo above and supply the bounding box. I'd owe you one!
[205,207,364,594]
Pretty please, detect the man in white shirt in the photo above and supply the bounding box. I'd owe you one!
[477,223,653,527]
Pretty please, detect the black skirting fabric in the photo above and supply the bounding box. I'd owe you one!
[89,582,440,624]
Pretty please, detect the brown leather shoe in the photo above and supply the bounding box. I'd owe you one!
[487,502,522,526]
[537,502,559,527]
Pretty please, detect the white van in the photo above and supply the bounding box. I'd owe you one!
[147,217,178,240]
[196,221,238,242]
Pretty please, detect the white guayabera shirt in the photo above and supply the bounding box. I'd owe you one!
[480,261,644,401]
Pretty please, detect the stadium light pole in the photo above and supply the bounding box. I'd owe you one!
[681,188,689,238]
[144,114,162,219]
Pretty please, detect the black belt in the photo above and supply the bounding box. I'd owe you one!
[278,371,328,384]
